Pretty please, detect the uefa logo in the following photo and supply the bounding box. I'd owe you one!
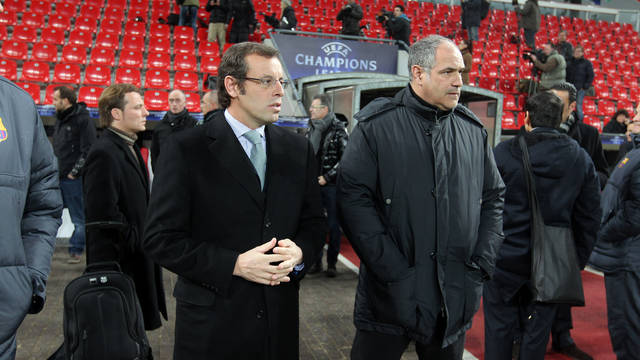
[321,42,352,57]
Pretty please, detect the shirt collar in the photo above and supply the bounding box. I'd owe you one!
[224,109,266,140]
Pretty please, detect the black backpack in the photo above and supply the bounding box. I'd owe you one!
[62,262,152,360]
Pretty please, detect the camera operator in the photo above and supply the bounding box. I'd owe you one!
[263,0,297,31]
[337,0,363,36]
[529,42,566,90]
[378,5,410,45]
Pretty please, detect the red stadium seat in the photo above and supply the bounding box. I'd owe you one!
[502,112,518,130]
[78,86,104,107]
[30,0,52,15]
[127,8,148,22]
[122,35,145,52]
[594,83,610,99]
[173,26,194,41]
[79,4,99,18]
[115,67,141,88]
[95,32,120,50]
[617,99,634,114]
[478,77,498,91]
[21,12,45,29]
[90,48,115,67]
[104,6,125,21]
[144,90,168,111]
[144,69,170,90]
[0,24,7,41]
[499,78,518,93]
[584,115,602,132]
[118,50,144,69]
[198,41,220,57]
[173,71,199,92]
[68,29,93,47]
[49,14,72,31]
[147,51,171,70]
[197,28,208,43]
[0,59,17,81]
[583,98,597,116]
[40,27,65,46]
[4,0,26,13]
[55,2,77,18]
[124,21,146,37]
[1,41,28,60]
[0,10,18,26]
[503,94,520,111]
[174,54,197,72]
[84,64,112,86]
[16,82,41,104]
[100,19,123,36]
[12,25,38,43]
[598,100,616,117]
[53,63,82,84]
[107,0,126,8]
[149,23,170,38]
[61,45,87,65]
[148,36,171,53]
[630,88,639,102]
[20,61,50,83]
[31,43,58,63]
[130,0,148,11]
[184,92,201,113]
[75,17,98,33]
[174,39,195,55]
[611,87,629,101]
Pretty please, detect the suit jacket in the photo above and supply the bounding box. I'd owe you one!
[83,129,167,330]
[143,112,325,359]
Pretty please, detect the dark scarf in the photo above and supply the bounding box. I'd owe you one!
[164,109,189,126]
[56,104,75,122]
[308,113,333,155]
[108,127,138,159]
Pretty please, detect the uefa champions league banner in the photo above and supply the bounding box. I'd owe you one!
[271,33,399,79]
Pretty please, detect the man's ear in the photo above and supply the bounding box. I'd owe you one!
[111,107,122,123]
[524,111,533,131]
[224,75,239,98]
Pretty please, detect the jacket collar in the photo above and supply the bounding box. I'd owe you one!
[103,129,149,195]
[400,85,454,122]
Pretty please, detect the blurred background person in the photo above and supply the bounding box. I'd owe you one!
[515,0,540,49]
[566,45,594,120]
[150,89,197,167]
[227,0,257,43]
[205,0,228,57]
[603,109,630,134]
[337,0,363,36]
[264,0,297,31]
[381,5,411,45]
[459,38,473,85]
[556,30,573,61]
[461,0,482,42]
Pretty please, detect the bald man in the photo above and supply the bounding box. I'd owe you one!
[201,90,221,125]
[151,89,197,166]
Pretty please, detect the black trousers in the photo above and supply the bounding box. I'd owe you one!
[605,270,640,360]
[551,304,574,349]
[350,329,466,360]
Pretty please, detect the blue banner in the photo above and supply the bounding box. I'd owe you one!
[272,33,398,79]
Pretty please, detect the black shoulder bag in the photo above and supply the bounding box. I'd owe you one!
[519,135,585,306]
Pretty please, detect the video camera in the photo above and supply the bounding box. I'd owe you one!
[522,49,547,63]
[376,8,393,24]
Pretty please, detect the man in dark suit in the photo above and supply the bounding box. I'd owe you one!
[83,83,167,331]
[143,42,325,360]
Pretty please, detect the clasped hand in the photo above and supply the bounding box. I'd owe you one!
[233,238,303,286]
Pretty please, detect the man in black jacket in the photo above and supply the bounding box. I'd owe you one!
[484,91,601,359]
[52,86,96,264]
[206,0,228,56]
[306,93,348,277]
[461,0,482,42]
[383,5,411,45]
[150,89,197,167]
[264,0,297,31]
[556,30,573,61]
[337,0,363,36]
[566,45,594,120]
[227,0,257,43]
[84,83,167,331]
[200,90,221,125]
[337,35,505,359]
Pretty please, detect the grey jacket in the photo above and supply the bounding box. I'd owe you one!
[516,0,540,31]
[0,76,62,356]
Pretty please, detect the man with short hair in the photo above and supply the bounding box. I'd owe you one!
[566,45,594,120]
[485,90,601,359]
[337,35,505,359]
[83,83,168,331]
[384,5,411,45]
[200,90,221,125]
[52,86,96,264]
[556,29,573,61]
[337,0,363,36]
[530,42,567,90]
[143,42,325,359]
[306,93,348,277]
[0,48,63,357]
[150,89,197,165]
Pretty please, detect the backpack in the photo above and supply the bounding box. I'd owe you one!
[62,262,152,360]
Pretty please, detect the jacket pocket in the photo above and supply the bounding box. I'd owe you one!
[173,277,216,307]
[462,264,484,325]
[367,268,417,329]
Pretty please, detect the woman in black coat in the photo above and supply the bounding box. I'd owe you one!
[83,86,167,330]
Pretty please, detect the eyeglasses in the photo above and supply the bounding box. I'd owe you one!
[240,76,290,89]
[309,105,327,110]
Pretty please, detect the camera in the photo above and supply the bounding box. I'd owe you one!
[376,8,393,24]
[522,49,547,63]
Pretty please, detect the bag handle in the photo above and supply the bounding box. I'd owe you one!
[84,261,122,274]
[518,135,541,218]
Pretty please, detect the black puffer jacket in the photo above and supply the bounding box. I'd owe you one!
[492,128,601,298]
[337,86,505,347]
[151,109,197,164]
[265,6,297,30]
[52,102,96,178]
[566,57,594,91]
[385,14,411,45]
[461,0,482,28]
[308,113,348,185]
[205,0,228,23]
[336,2,363,36]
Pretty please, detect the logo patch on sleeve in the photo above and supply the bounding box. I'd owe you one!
[0,117,7,143]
